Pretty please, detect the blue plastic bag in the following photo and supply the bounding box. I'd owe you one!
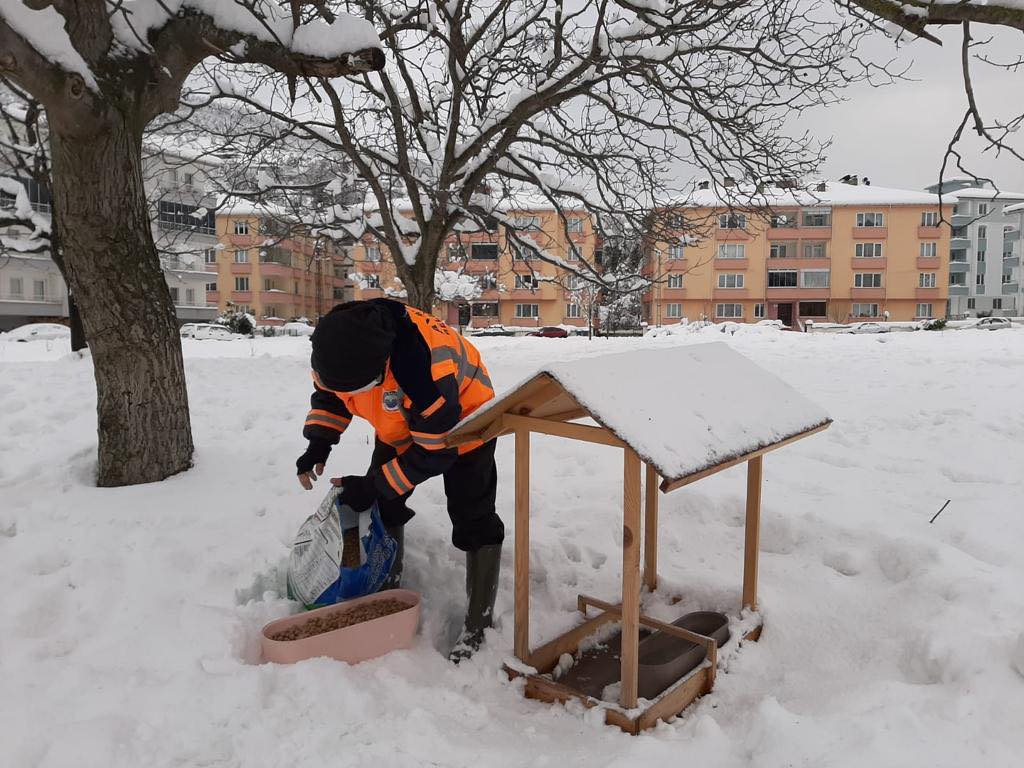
[286,487,398,609]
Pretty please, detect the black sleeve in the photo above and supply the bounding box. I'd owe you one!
[371,374,462,499]
[302,377,353,445]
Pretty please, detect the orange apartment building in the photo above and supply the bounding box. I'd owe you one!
[647,181,953,327]
[348,206,601,328]
[208,200,349,324]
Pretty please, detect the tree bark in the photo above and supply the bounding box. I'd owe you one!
[49,114,193,486]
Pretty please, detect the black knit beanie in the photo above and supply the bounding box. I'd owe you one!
[310,301,396,391]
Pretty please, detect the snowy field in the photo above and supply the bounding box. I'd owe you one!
[2,327,1023,767]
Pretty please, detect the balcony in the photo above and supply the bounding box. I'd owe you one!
[950,236,970,249]
[715,228,751,241]
[850,287,885,300]
[1005,229,1020,243]
[852,226,887,239]
[230,290,252,302]
[948,285,969,296]
[948,261,970,273]
[917,226,942,239]
[258,261,296,277]
[161,256,205,273]
[767,227,832,240]
[1003,255,1020,267]
[714,258,748,270]
[915,287,941,300]
[1003,282,1020,295]
[229,262,252,274]
[767,257,831,270]
[951,213,973,228]
[766,287,830,301]
[851,257,887,270]
[917,256,941,269]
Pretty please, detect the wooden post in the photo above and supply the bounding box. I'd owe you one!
[514,428,531,661]
[643,463,659,592]
[742,455,763,611]
[620,448,642,709]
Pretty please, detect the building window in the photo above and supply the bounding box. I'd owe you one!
[566,303,582,318]
[206,282,217,292]
[919,272,937,288]
[977,250,985,262]
[800,270,830,288]
[234,220,249,235]
[979,203,989,215]
[801,208,831,227]
[855,242,883,258]
[471,243,498,260]
[566,246,580,261]
[798,301,827,316]
[717,273,744,289]
[366,274,380,289]
[234,249,248,263]
[921,212,938,226]
[514,274,538,289]
[851,303,879,317]
[234,277,250,292]
[515,303,539,318]
[1004,273,1014,284]
[479,273,498,290]
[667,244,685,260]
[770,213,794,228]
[978,225,987,239]
[365,246,381,263]
[293,280,300,294]
[754,303,765,318]
[471,302,499,317]
[564,275,584,290]
[717,243,745,259]
[802,241,827,259]
[854,273,883,288]
[594,249,604,265]
[916,303,934,318]
[33,280,45,300]
[718,213,746,229]
[920,242,937,258]
[446,243,465,261]
[185,288,195,305]
[967,298,976,309]
[512,215,541,231]
[769,243,789,258]
[666,213,684,229]
[993,298,1003,310]
[950,273,967,287]
[157,200,215,234]
[9,277,23,298]
[666,303,683,318]
[976,272,985,286]
[169,286,180,303]
[715,303,743,318]
[667,274,684,288]
[512,243,539,260]
[204,248,218,264]
[856,212,885,228]
[767,270,798,288]
[567,218,584,234]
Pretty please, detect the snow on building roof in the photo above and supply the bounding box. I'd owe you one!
[216,196,293,220]
[1004,201,1024,214]
[660,181,947,210]
[450,343,831,487]
[944,186,1024,200]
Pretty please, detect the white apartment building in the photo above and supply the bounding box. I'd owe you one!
[924,178,1024,317]
[0,145,220,331]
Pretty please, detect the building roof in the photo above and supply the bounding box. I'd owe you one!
[944,186,1024,200]
[216,196,293,220]
[661,181,946,210]
[449,343,831,488]
[1004,201,1024,214]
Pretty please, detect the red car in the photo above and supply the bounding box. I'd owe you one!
[529,326,569,338]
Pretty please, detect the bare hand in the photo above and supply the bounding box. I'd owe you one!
[298,463,325,490]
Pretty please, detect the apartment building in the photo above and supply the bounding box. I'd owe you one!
[923,178,1023,317]
[646,180,952,327]
[0,146,221,330]
[348,205,601,328]
[210,199,349,323]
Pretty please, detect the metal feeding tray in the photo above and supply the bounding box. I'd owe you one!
[557,611,730,701]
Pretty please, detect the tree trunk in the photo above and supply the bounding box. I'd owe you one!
[68,292,86,351]
[402,250,436,312]
[49,114,193,486]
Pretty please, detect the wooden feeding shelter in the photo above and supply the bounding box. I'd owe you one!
[447,343,831,734]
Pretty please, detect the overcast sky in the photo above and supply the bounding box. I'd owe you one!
[800,24,1024,193]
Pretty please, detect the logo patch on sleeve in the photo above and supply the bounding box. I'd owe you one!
[382,390,401,412]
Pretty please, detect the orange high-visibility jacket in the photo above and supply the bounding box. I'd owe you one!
[303,301,494,498]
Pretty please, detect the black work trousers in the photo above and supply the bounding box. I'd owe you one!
[369,438,503,552]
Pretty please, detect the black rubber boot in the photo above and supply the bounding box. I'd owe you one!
[449,543,502,664]
[382,525,404,590]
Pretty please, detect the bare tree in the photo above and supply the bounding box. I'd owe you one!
[0,2,382,487]
[199,0,873,312]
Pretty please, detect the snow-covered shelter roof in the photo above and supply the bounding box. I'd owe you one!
[449,343,831,490]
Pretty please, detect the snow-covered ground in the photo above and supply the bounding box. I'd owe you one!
[2,327,1023,767]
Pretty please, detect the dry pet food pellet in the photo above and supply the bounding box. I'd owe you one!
[270,598,412,641]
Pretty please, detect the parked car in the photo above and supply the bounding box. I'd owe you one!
[180,323,234,340]
[280,322,315,337]
[528,326,569,338]
[974,317,1012,331]
[845,321,889,334]
[4,323,71,342]
[469,325,515,337]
